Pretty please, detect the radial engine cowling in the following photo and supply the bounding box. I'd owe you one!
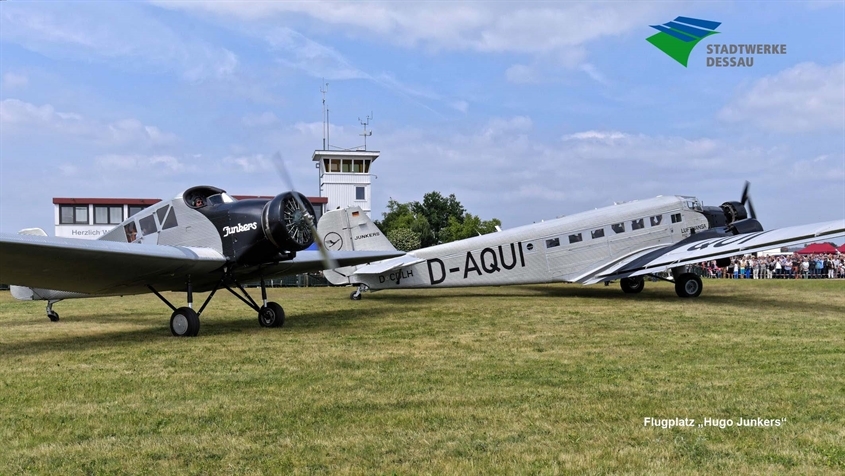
[261,192,316,252]
[720,201,748,224]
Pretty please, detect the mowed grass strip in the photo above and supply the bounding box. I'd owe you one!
[1,280,843,474]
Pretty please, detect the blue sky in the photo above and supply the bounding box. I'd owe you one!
[1,1,843,234]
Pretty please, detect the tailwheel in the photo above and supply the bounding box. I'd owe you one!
[674,273,703,298]
[258,302,285,328]
[170,307,200,337]
[620,276,645,294]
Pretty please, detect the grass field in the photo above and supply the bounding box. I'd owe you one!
[1,279,843,475]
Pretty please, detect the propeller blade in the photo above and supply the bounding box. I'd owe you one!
[740,181,756,219]
[271,152,338,270]
[740,181,750,205]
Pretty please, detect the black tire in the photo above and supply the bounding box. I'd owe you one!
[47,311,60,322]
[675,273,703,298]
[350,291,362,301]
[258,302,285,328]
[170,307,200,337]
[620,276,645,294]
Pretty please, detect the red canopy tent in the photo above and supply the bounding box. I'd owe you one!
[795,243,837,254]
[838,243,845,253]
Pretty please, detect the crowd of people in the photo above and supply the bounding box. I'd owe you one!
[698,253,844,279]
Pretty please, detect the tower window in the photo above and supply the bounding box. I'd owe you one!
[355,187,365,200]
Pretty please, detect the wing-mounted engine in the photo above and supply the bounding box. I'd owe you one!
[262,192,316,252]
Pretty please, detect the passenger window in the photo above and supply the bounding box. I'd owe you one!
[671,213,682,223]
[139,215,157,235]
[162,207,178,230]
[631,218,644,230]
[569,233,583,244]
[591,228,605,239]
[545,238,560,248]
[611,223,625,234]
[650,215,663,226]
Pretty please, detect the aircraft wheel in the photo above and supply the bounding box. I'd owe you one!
[674,273,703,298]
[170,307,200,337]
[258,302,285,328]
[47,311,60,322]
[620,276,645,294]
[350,290,362,301]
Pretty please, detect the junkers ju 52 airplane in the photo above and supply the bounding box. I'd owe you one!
[0,185,402,337]
[318,183,844,299]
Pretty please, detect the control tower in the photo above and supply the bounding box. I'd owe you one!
[312,149,379,217]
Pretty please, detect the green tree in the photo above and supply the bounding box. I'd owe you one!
[375,193,499,249]
[440,213,502,243]
[386,228,421,252]
[411,191,465,247]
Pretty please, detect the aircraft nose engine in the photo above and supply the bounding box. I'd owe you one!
[261,192,316,252]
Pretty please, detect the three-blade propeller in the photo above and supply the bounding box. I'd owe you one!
[271,152,338,270]
[740,181,756,220]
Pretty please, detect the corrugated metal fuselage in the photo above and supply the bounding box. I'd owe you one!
[352,196,709,290]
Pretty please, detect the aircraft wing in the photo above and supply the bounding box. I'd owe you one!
[574,219,845,285]
[0,232,226,294]
[257,250,406,278]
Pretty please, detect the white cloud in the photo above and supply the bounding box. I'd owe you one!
[719,62,845,133]
[0,99,179,148]
[0,3,238,82]
[451,100,469,114]
[158,2,666,57]
[95,154,189,173]
[2,72,28,89]
[242,112,280,128]
[221,154,273,173]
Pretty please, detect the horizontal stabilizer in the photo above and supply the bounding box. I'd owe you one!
[352,254,425,276]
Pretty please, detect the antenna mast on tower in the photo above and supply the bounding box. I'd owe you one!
[358,112,373,151]
[320,81,329,150]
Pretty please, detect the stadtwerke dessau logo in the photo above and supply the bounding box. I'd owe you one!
[646,16,721,67]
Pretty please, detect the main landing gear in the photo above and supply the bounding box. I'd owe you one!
[616,270,703,298]
[620,276,644,294]
[149,273,285,337]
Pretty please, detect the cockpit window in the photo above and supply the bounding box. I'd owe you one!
[684,199,702,211]
[207,194,224,206]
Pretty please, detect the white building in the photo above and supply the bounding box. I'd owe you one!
[53,195,328,239]
[312,149,380,217]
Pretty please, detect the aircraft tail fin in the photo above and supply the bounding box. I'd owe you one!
[10,228,49,300]
[317,207,396,285]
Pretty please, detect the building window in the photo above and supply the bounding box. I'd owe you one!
[671,213,682,223]
[363,160,371,173]
[342,160,352,172]
[650,215,663,227]
[355,186,365,200]
[128,205,146,217]
[545,238,560,248]
[353,160,364,173]
[631,218,644,230]
[591,228,605,239]
[94,205,123,224]
[329,159,340,172]
[569,233,583,244]
[60,205,89,224]
[611,222,625,234]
